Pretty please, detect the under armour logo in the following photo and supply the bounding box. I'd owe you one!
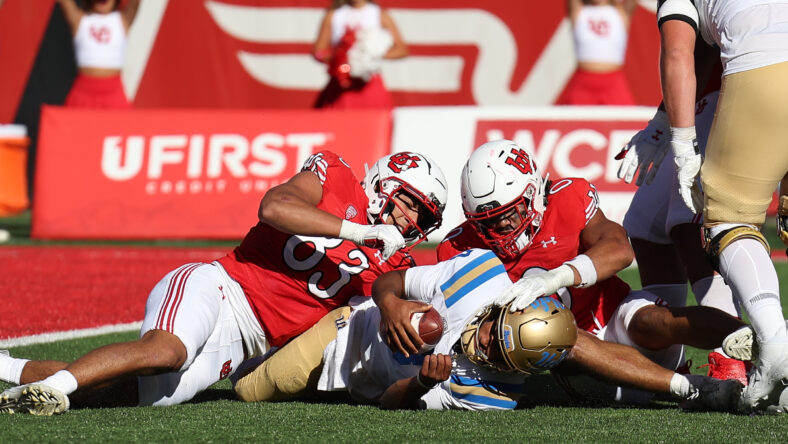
[335,314,348,330]
[218,285,225,300]
[540,237,557,248]
[651,129,663,142]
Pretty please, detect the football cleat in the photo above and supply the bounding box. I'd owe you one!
[722,320,788,361]
[739,342,788,411]
[683,374,743,412]
[763,385,788,414]
[700,352,750,386]
[0,385,24,414]
[1,383,70,416]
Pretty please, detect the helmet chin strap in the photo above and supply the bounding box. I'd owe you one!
[365,194,386,223]
[380,200,395,225]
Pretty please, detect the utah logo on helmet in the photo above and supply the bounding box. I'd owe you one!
[362,152,448,244]
[460,140,548,259]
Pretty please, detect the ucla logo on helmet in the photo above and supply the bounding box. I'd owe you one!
[502,325,514,352]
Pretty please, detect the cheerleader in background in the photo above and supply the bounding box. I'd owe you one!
[558,0,636,105]
[313,0,408,110]
[57,0,140,108]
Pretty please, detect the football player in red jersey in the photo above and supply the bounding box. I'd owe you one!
[0,151,447,415]
[436,140,746,407]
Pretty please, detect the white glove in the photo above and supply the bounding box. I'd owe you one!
[339,220,406,261]
[493,265,575,312]
[670,126,703,214]
[616,110,670,185]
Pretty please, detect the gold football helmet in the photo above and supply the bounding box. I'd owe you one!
[460,297,577,374]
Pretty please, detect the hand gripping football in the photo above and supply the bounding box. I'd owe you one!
[410,307,445,354]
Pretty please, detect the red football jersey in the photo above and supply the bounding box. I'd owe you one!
[437,178,630,333]
[218,151,413,347]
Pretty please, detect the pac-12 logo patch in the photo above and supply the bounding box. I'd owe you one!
[345,205,358,219]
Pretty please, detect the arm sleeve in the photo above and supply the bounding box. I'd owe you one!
[657,0,699,32]
[404,265,440,304]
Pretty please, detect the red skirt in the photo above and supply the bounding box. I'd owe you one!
[556,68,634,105]
[314,74,393,110]
[65,74,132,109]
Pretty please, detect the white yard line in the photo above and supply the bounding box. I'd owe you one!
[0,322,142,348]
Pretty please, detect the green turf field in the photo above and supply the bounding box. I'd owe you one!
[2,212,788,442]
[2,266,788,442]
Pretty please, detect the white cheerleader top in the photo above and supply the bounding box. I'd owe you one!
[74,11,127,69]
[573,5,628,65]
[330,3,382,46]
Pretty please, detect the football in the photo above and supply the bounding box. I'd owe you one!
[410,307,445,354]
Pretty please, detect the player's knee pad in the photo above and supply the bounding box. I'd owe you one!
[703,225,770,272]
[777,195,788,248]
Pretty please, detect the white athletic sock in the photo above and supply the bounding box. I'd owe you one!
[643,283,688,308]
[38,370,79,395]
[0,352,29,385]
[692,274,740,356]
[669,373,692,399]
[715,231,787,344]
[692,274,740,317]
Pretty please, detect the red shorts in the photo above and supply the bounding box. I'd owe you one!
[314,74,393,110]
[65,74,132,109]
[556,68,634,105]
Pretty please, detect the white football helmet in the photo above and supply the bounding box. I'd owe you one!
[362,151,448,244]
[460,140,547,259]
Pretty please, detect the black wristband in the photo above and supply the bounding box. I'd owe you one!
[415,373,437,389]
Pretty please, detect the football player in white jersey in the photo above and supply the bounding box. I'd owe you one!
[657,0,788,411]
[615,42,750,384]
[234,249,574,410]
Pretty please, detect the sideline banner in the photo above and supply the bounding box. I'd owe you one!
[129,1,660,108]
[33,106,390,239]
[391,106,653,242]
[1,2,662,122]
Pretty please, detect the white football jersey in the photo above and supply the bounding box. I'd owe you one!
[317,249,528,410]
[657,0,788,75]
